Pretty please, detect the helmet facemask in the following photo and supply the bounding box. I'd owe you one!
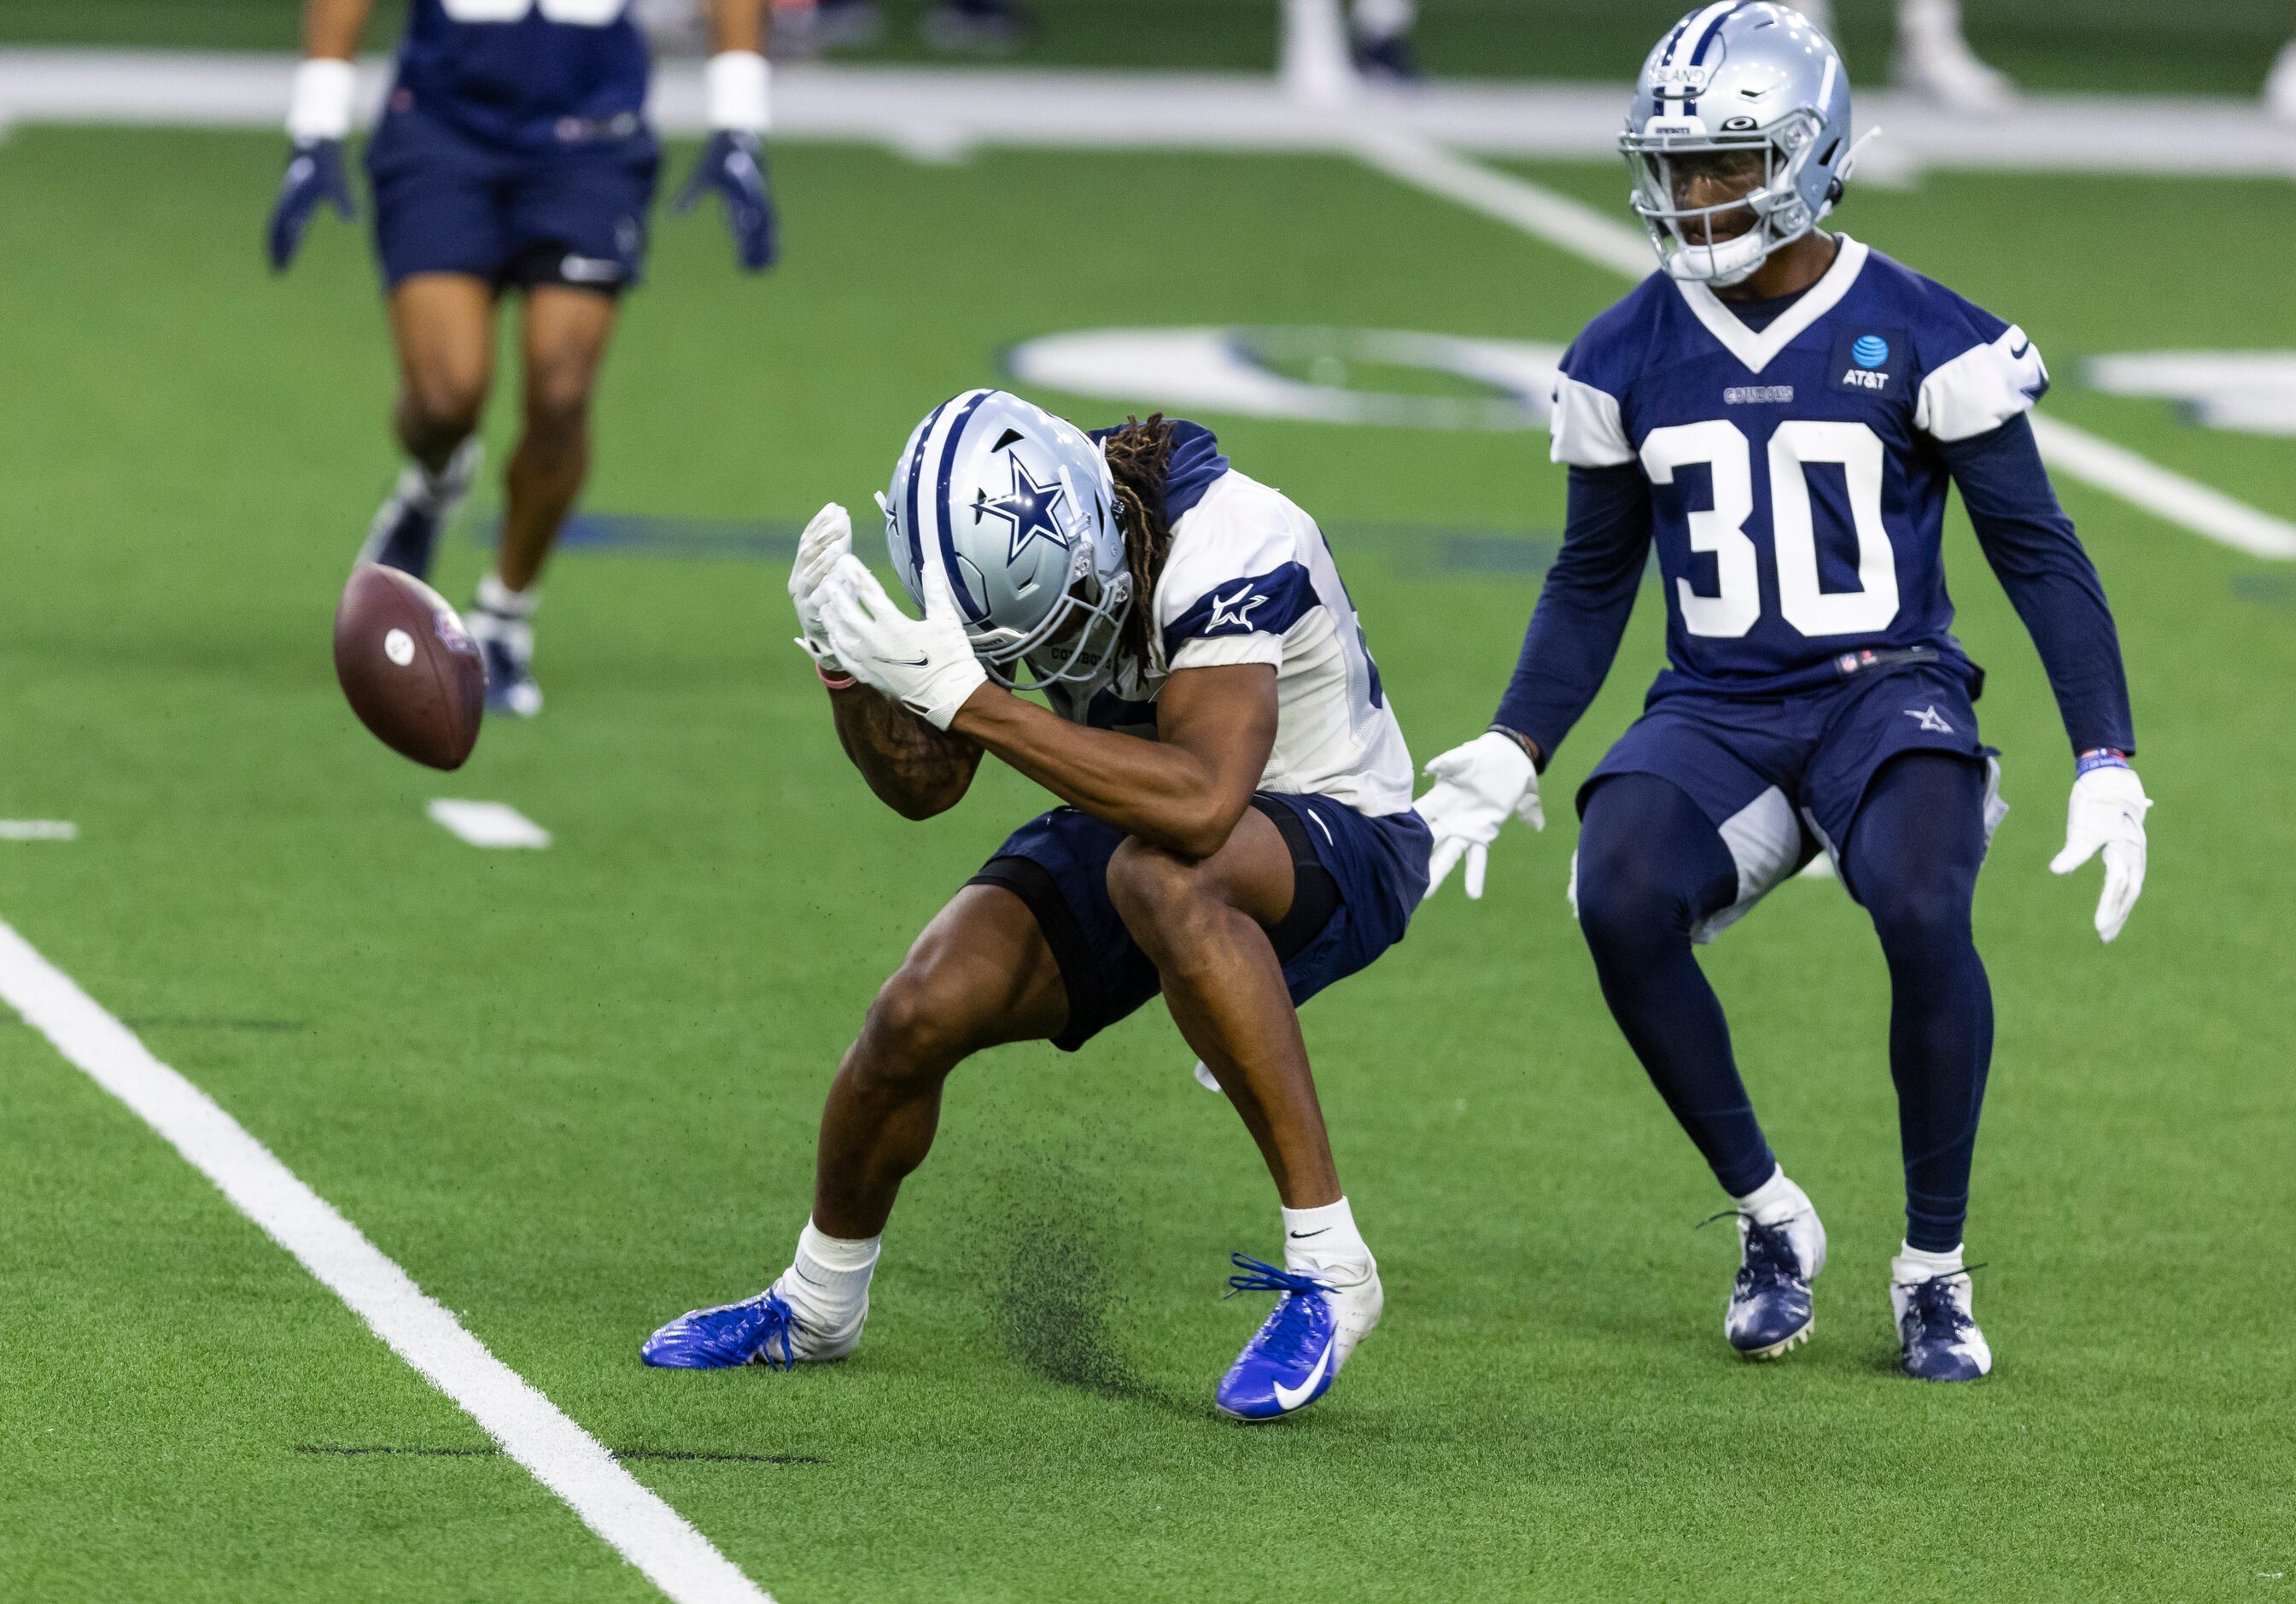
[978,552,1133,692]
[1621,109,1826,287]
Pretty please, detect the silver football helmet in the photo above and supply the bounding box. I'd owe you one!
[880,389,1131,691]
[1621,3,1866,286]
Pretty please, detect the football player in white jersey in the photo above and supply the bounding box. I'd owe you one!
[641,393,1432,1421]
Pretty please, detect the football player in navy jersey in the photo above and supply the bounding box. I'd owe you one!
[269,0,779,716]
[1416,3,2153,1382]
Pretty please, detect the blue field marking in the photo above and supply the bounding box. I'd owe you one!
[477,513,1559,577]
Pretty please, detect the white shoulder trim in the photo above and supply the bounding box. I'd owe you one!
[1915,325,2048,442]
[1170,634,1285,672]
[1674,236,1872,376]
[1548,376,1633,467]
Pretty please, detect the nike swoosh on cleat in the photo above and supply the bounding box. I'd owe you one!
[1287,1228,1329,1239]
[1271,1337,1335,1411]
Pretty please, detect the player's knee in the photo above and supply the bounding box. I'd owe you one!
[401,366,487,442]
[857,962,979,1082]
[520,375,593,449]
[1105,839,1218,956]
[1575,855,1691,958]
[1862,875,1973,959]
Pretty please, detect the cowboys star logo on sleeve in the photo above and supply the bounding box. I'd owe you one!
[1208,584,1269,632]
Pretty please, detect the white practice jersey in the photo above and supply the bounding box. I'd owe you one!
[1043,468,1415,817]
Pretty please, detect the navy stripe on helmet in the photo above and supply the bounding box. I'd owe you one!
[1659,12,1695,64]
[931,389,997,624]
[1688,3,1737,64]
[901,395,956,594]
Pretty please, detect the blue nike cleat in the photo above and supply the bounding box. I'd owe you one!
[1714,1185,1826,1360]
[468,606,543,717]
[1352,32,1423,83]
[641,1289,799,1369]
[1893,1261,1992,1382]
[1215,1252,1381,1421]
[356,438,480,580]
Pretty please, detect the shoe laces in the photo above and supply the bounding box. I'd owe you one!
[1701,1209,1802,1293]
[745,1292,797,1371]
[1224,1254,1330,1367]
[1897,1263,1986,1340]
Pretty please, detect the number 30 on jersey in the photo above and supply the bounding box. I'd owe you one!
[436,0,627,22]
[1641,419,1901,640]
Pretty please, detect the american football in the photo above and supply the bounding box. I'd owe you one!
[332,563,484,770]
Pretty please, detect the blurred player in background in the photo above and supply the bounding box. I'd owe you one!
[268,0,780,716]
[643,395,1431,1421]
[1798,0,2012,108]
[1416,4,2151,1381]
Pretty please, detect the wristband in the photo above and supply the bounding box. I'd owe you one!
[1487,724,1545,772]
[704,51,772,134]
[2076,748,2131,777]
[816,663,857,691]
[287,57,357,143]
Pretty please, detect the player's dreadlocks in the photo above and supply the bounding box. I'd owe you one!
[1099,413,1176,675]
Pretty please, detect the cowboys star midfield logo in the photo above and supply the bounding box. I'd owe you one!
[973,457,1071,565]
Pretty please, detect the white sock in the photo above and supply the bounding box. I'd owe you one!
[1731,1164,1807,1226]
[476,571,538,619]
[786,1220,879,1323]
[1894,1240,1965,1282]
[1282,1196,1370,1275]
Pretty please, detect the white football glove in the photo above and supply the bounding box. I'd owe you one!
[790,501,852,671]
[2049,762,2152,943]
[1415,730,1545,901]
[816,553,988,731]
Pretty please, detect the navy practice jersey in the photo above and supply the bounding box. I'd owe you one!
[393,0,651,152]
[1548,237,2050,700]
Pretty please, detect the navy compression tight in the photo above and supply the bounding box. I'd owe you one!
[1574,756,1994,1252]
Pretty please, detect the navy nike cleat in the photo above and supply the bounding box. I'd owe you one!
[1714,1186,1827,1360]
[357,438,481,579]
[1214,1252,1382,1421]
[642,1289,799,1369]
[1352,32,1423,83]
[467,606,543,717]
[1893,1261,1992,1382]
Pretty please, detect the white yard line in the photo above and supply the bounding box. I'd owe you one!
[1347,127,2296,562]
[0,916,770,1604]
[2026,414,2296,560]
[0,820,77,840]
[429,799,552,848]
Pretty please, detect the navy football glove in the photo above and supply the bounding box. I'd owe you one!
[267,138,355,272]
[675,131,779,272]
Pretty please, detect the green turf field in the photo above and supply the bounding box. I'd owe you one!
[1,123,2292,1601]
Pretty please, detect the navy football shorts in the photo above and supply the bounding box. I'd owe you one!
[1576,663,2004,938]
[365,98,659,294]
[970,793,1433,1052]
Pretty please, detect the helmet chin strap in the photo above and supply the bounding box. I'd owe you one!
[1665,225,1773,286]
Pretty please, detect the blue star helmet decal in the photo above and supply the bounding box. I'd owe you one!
[973,456,1072,565]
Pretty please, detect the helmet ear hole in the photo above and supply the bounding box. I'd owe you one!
[1826,176,1844,208]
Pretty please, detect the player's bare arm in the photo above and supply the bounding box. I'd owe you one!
[827,682,982,820]
[948,664,1277,860]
